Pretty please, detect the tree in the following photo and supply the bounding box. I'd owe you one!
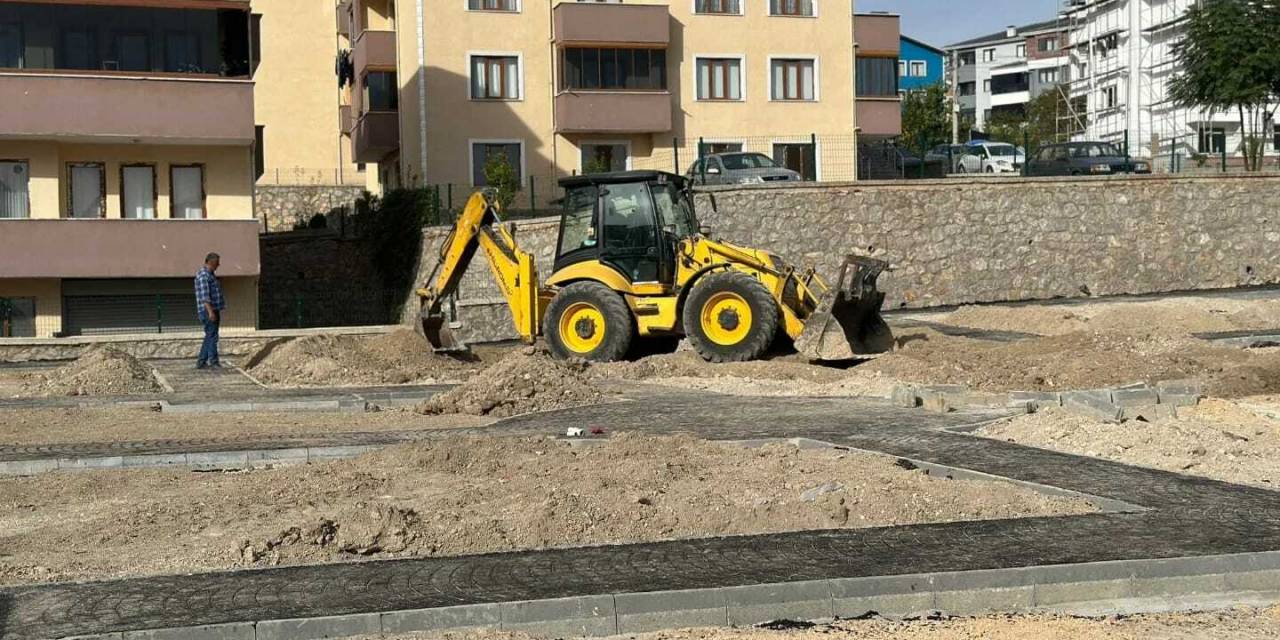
[582,155,612,175]
[900,83,952,152]
[482,152,520,209]
[981,90,1088,153]
[1169,0,1280,171]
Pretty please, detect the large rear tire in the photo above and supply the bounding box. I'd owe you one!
[683,271,778,363]
[545,282,634,362]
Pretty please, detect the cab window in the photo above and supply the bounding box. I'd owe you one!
[652,182,696,238]
[601,182,659,281]
[557,184,598,258]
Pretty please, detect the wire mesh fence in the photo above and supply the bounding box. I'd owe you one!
[258,288,407,331]
[257,167,370,187]
[0,294,258,339]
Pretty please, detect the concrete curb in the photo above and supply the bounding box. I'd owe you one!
[0,444,383,476]
[895,380,1204,423]
[60,552,1280,640]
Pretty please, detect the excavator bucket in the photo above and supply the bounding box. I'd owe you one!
[417,295,469,353]
[794,256,893,361]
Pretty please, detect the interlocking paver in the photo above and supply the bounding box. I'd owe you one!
[3,391,1280,639]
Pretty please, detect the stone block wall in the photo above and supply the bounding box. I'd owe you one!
[260,229,392,330]
[256,185,368,233]
[407,174,1280,343]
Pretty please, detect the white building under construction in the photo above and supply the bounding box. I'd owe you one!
[1061,0,1278,165]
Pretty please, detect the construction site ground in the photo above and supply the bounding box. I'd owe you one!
[5,288,1280,639]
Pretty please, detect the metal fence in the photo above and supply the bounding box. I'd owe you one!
[258,287,406,331]
[0,295,258,338]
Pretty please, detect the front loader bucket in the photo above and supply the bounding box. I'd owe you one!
[794,256,893,361]
[418,298,468,353]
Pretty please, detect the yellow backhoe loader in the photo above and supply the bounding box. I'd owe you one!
[416,170,891,363]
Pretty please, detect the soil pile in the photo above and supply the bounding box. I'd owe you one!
[940,295,1280,338]
[979,400,1280,488]
[0,433,1095,584]
[592,351,847,384]
[859,328,1280,396]
[248,329,481,386]
[417,346,605,417]
[23,347,161,397]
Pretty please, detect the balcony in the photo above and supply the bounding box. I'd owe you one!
[553,3,669,46]
[352,111,400,162]
[555,91,672,134]
[0,73,255,144]
[354,29,396,73]
[854,12,900,56]
[338,0,353,36]
[0,219,260,279]
[340,105,355,134]
[856,97,902,138]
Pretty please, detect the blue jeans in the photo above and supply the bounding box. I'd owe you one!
[198,318,220,366]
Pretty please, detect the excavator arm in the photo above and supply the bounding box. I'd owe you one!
[416,191,540,351]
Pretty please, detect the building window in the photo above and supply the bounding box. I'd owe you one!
[365,71,399,109]
[771,58,815,100]
[958,51,975,66]
[121,165,156,219]
[1198,128,1227,154]
[468,0,517,10]
[115,32,150,71]
[769,0,814,16]
[471,141,523,186]
[0,161,29,219]
[855,57,896,96]
[701,142,743,154]
[991,72,1028,95]
[958,81,975,96]
[170,165,205,219]
[581,143,629,173]
[470,55,520,99]
[772,142,816,180]
[68,163,104,218]
[694,0,741,15]
[163,31,201,73]
[1015,44,1026,58]
[983,79,991,92]
[696,57,742,100]
[1039,37,1059,52]
[1099,85,1117,109]
[1038,68,1059,84]
[62,28,98,70]
[561,48,666,91]
[898,60,906,77]
[910,60,926,77]
[254,125,265,181]
[0,23,22,68]
[982,48,995,62]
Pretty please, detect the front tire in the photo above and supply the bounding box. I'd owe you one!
[545,282,634,362]
[683,271,779,363]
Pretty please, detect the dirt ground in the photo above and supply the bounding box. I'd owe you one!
[419,347,608,417]
[978,397,1280,489]
[246,329,500,387]
[0,406,492,446]
[16,347,162,397]
[355,606,1280,640]
[0,434,1094,586]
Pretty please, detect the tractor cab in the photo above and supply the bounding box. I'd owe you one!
[554,171,698,288]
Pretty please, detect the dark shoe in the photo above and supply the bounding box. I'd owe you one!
[208,361,223,369]
[195,362,208,370]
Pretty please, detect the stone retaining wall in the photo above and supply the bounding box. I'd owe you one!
[407,174,1280,343]
[256,185,367,233]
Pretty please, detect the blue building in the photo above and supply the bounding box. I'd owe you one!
[898,35,945,92]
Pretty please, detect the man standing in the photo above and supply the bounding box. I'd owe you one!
[195,252,225,369]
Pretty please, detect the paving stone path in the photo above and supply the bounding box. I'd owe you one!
[2,391,1280,638]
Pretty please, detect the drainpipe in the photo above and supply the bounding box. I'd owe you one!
[416,0,428,186]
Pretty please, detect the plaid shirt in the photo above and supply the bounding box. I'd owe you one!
[194,266,225,321]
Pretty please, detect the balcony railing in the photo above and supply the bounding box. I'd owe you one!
[552,3,669,46]
[354,29,396,72]
[352,111,400,162]
[555,91,672,134]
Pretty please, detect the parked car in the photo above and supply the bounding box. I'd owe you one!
[687,152,802,185]
[1026,142,1153,176]
[925,144,969,173]
[957,141,1025,174]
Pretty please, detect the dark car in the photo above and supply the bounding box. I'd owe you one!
[1027,142,1153,176]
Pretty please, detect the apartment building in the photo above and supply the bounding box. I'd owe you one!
[0,0,260,338]
[254,0,369,190]
[945,19,1071,134]
[339,0,900,190]
[899,35,944,93]
[1061,0,1273,162]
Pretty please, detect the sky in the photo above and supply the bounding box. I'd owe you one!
[855,0,1065,49]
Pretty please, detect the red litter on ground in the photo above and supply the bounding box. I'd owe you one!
[591,427,605,435]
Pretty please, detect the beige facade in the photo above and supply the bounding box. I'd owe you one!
[343,0,880,195]
[254,0,373,189]
[0,0,260,338]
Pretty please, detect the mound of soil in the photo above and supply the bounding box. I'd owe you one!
[248,329,480,386]
[23,347,161,397]
[417,346,605,417]
[860,328,1280,397]
[940,295,1280,338]
[592,351,847,384]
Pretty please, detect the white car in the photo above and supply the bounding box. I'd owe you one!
[958,142,1025,174]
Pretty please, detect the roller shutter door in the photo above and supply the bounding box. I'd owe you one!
[62,279,201,336]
